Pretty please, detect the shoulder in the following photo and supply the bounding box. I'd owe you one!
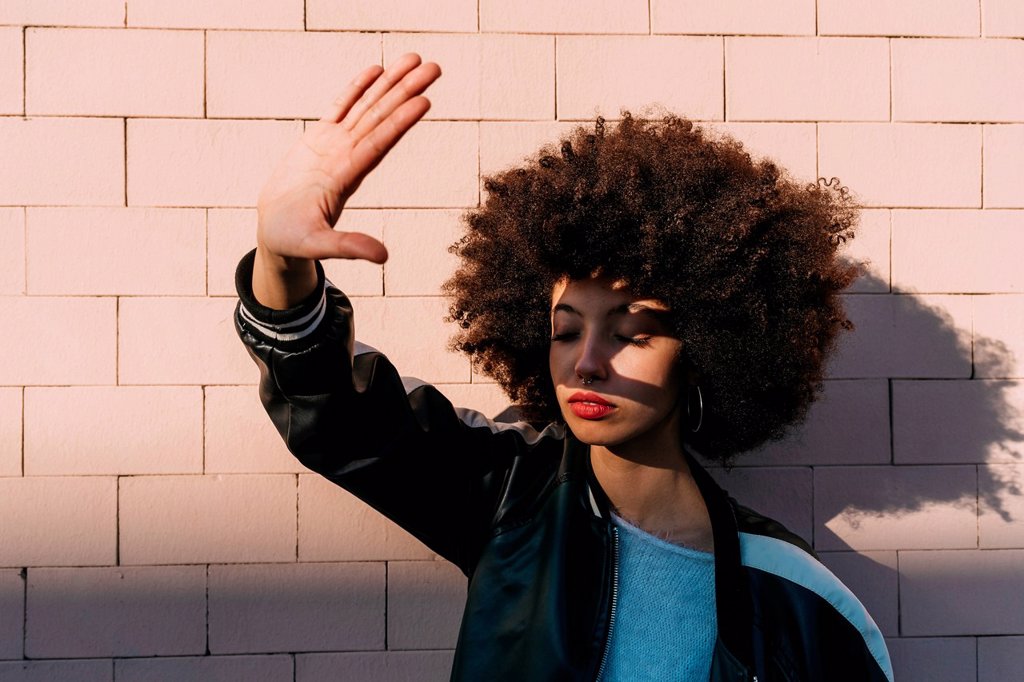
[734,504,894,682]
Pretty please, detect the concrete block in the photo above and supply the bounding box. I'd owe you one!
[0,208,24,295]
[727,38,888,122]
[557,35,722,121]
[26,566,206,657]
[0,118,123,206]
[818,123,980,208]
[894,39,1024,122]
[127,119,301,208]
[118,296,255,385]
[209,562,385,653]
[26,28,202,116]
[899,549,1024,635]
[119,474,296,565]
[296,651,454,682]
[815,465,977,551]
[0,477,116,567]
[24,386,202,475]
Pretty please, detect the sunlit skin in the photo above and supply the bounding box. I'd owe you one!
[549,275,714,553]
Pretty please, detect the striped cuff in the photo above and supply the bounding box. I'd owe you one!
[234,247,329,343]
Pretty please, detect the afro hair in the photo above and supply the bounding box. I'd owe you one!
[443,111,860,462]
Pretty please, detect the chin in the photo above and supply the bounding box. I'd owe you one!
[564,420,627,447]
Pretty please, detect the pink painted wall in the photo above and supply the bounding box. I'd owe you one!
[2,2,1023,680]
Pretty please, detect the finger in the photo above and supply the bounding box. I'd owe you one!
[305,229,389,264]
[349,61,441,141]
[341,52,423,132]
[318,64,385,125]
[346,96,432,180]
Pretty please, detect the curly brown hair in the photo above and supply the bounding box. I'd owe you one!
[443,111,860,462]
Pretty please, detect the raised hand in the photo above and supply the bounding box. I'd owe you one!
[256,53,442,269]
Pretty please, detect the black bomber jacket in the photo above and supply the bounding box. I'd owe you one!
[233,248,894,682]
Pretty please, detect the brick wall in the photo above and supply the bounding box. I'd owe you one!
[2,2,1022,680]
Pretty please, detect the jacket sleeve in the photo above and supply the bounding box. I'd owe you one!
[232,248,560,575]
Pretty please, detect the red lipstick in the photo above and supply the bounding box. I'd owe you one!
[568,392,615,420]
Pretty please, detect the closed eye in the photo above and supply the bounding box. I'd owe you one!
[618,335,653,347]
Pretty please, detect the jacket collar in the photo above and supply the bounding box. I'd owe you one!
[567,434,755,669]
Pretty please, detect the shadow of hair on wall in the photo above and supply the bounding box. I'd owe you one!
[709,267,1022,528]
[705,267,1024,669]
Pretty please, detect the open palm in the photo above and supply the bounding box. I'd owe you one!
[256,53,442,266]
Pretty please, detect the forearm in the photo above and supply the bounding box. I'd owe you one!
[252,245,319,310]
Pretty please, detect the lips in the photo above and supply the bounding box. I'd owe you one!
[568,391,615,420]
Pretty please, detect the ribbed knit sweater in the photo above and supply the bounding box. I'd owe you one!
[601,513,717,681]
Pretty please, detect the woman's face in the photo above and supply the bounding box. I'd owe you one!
[549,275,686,451]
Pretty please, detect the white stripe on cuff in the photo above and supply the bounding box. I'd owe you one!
[238,287,327,342]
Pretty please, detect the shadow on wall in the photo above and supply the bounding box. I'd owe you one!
[713,267,1023,521]
[708,267,1024,671]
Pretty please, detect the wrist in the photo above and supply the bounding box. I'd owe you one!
[256,245,314,276]
[252,245,319,310]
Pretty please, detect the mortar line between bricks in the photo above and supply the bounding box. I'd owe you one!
[204,208,210,296]
[21,26,25,115]
[122,118,127,206]
[887,38,892,123]
[887,378,894,465]
[203,31,208,119]
[720,36,726,121]
[975,464,980,549]
[21,206,28,299]
[201,386,206,473]
[553,36,558,120]
[810,464,816,550]
[294,474,300,562]
[887,210,892,293]
[116,475,121,565]
[115,296,120,386]
[205,564,211,655]
[895,550,902,636]
[979,126,985,209]
[20,386,25,476]
[970,292,976,378]
[384,561,389,650]
[20,566,27,658]
[476,118,482,209]
[814,123,819,183]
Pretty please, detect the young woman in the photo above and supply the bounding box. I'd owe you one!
[235,53,894,681]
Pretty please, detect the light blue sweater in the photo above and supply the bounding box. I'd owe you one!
[602,513,717,681]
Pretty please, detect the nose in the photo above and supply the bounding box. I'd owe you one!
[574,333,610,383]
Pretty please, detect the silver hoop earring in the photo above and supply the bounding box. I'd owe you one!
[687,385,703,433]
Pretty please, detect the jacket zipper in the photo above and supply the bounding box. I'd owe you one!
[594,526,620,682]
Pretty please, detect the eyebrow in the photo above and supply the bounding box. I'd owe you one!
[552,302,669,318]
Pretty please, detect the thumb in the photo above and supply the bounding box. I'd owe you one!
[307,229,388,264]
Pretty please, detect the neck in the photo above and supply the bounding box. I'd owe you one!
[590,435,714,553]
